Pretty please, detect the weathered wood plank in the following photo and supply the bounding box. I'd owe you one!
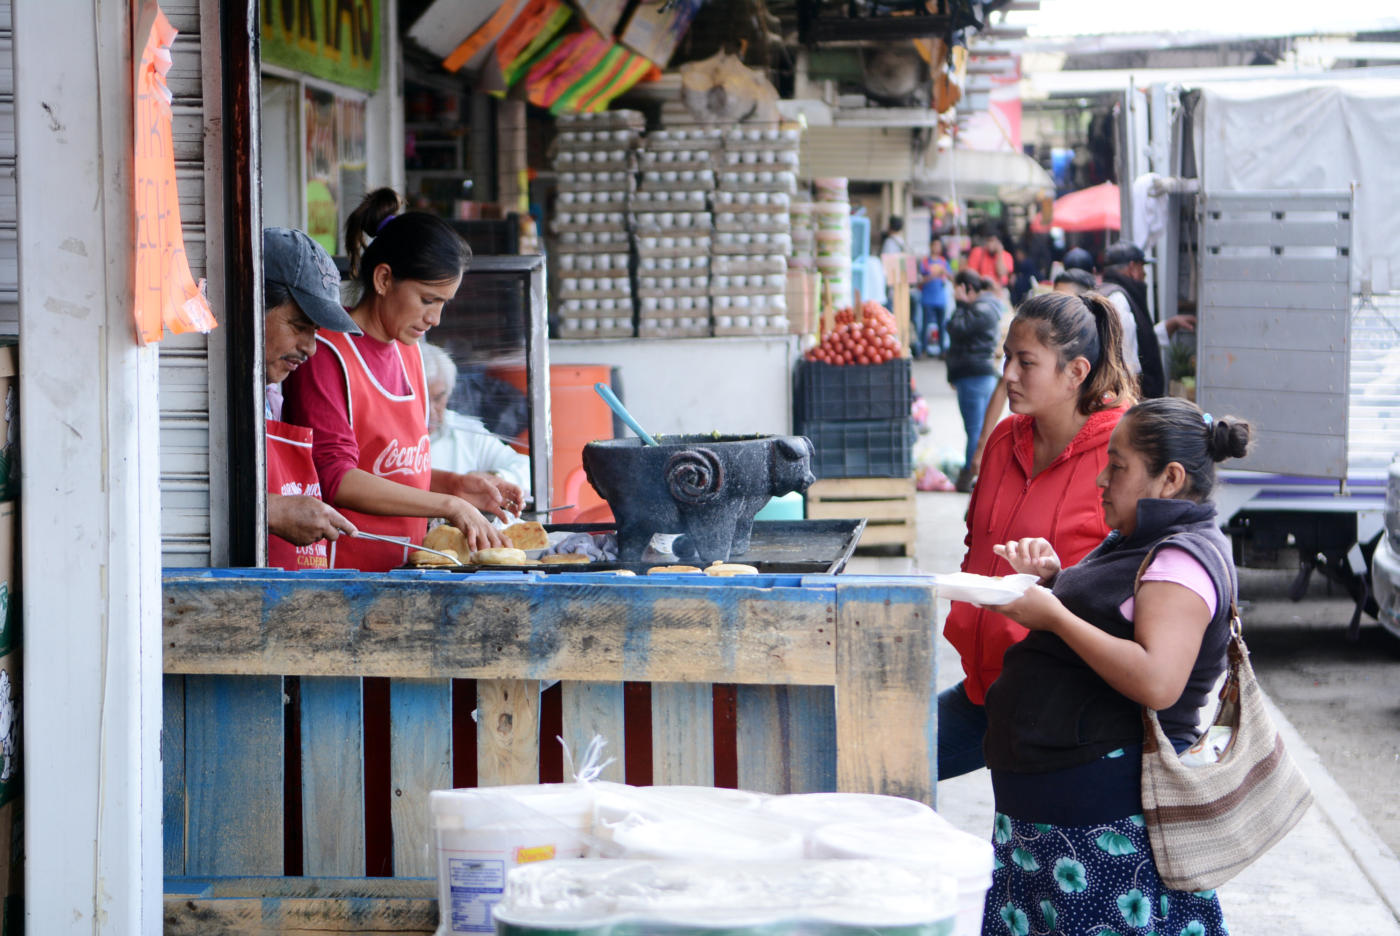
[162,674,186,876]
[184,676,284,875]
[808,477,916,500]
[300,677,365,876]
[833,582,937,805]
[734,685,837,794]
[163,896,436,935]
[162,574,838,685]
[389,679,452,877]
[560,682,626,783]
[651,683,715,786]
[477,679,540,786]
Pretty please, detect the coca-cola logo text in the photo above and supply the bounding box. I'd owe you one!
[372,434,432,478]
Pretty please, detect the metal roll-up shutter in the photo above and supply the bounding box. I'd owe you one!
[799,127,915,183]
[0,3,16,338]
[159,0,225,568]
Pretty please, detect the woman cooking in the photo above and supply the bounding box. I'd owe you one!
[282,188,514,570]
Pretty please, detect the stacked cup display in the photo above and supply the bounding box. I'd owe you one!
[812,178,852,311]
[712,125,800,336]
[552,110,644,340]
[632,127,721,339]
[789,199,815,271]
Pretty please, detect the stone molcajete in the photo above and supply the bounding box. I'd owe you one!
[583,434,817,563]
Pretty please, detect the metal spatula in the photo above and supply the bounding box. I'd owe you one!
[354,530,461,564]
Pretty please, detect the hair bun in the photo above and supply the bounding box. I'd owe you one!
[1208,416,1251,463]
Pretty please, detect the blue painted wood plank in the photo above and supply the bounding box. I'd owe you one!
[300,676,366,875]
[389,678,452,877]
[184,675,284,875]
[735,685,837,794]
[560,682,626,783]
[162,674,186,876]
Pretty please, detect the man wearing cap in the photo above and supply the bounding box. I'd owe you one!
[1098,241,1169,397]
[263,227,362,569]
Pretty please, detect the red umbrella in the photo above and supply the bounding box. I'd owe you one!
[1032,182,1121,232]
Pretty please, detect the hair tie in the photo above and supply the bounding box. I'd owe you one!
[1203,412,1214,427]
[375,213,398,235]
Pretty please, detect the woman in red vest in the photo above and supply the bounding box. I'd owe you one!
[283,189,510,571]
[939,290,1137,780]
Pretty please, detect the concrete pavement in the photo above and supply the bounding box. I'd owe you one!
[846,356,1400,934]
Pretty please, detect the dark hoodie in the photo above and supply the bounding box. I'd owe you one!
[945,407,1126,703]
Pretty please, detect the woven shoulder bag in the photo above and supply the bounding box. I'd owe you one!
[1138,541,1314,892]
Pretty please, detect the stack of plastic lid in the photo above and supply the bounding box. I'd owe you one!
[810,815,995,936]
[633,127,722,339]
[493,859,959,936]
[712,126,799,337]
[810,179,852,310]
[552,111,644,339]
[789,199,815,270]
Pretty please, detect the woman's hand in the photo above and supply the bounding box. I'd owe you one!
[442,497,508,552]
[992,537,1061,583]
[990,584,1065,632]
[442,471,525,523]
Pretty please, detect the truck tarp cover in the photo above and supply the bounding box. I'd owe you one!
[1197,78,1400,286]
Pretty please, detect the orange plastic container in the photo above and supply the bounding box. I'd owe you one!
[488,363,615,524]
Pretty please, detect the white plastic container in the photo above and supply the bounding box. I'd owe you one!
[811,816,994,936]
[760,792,935,850]
[430,783,596,936]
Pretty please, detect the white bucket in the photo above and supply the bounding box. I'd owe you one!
[810,816,994,936]
[431,783,596,936]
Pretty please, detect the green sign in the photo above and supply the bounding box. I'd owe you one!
[262,0,381,93]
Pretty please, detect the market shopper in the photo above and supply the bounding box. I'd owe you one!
[421,342,532,494]
[966,232,1012,289]
[979,398,1247,936]
[940,290,1136,780]
[282,188,508,570]
[917,236,952,357]
[263,227,360,568]
[945,271,1004,493]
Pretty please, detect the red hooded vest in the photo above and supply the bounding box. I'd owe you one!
[945,406,1125,703]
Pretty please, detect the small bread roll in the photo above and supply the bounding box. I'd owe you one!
[503,521,548,551]
[423,524,469,557]
[705,562,759,576]
[470,547,530,566]
[647,565,703,574]
[540,553,590,565]
[410,548,459,566]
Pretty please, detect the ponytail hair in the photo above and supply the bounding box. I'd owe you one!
[1124,398,1251,502]
[345,187,470,293]
[1012,290,1137,415]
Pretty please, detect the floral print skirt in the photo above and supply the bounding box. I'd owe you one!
[982,811,1229,936]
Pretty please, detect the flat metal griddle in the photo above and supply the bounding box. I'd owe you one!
[404,519,866,576]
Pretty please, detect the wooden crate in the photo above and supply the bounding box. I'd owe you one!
[806,477,917,557]
[161,569,939,934]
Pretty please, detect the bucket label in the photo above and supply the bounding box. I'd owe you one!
[448,858,505,934]
[515,844,556,864]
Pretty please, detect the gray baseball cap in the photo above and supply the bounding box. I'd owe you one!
[263,227,361,334]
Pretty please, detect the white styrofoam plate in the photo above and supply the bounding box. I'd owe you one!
[931,572,1040,606]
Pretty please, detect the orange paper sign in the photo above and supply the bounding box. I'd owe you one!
[134,5,217,344]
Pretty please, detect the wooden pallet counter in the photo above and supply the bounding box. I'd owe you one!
[162,568,938,934]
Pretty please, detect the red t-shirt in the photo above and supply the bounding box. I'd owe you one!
[967,246,1012,287]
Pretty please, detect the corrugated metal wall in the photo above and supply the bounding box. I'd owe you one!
[799,127,914,183]
[0,2,15,338]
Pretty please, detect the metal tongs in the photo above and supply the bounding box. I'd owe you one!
[353,530,462,564]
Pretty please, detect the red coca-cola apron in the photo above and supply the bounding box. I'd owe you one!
[317,331,433,571]
[266,419,330,570]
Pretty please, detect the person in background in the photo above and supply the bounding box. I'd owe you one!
[1052,268,1097,296]
[262,227,359,568]
[980,398,1246,936]
[421,342,532,496]
[1010,245,1038,307]
[940,290,1136,781]
[917,236,953,358]
[1061,245,1095,274]
[966,232,1012,290]
[1098,241,1196,399]
[879,215,908,255]
[283,188,510,570]
[946,271,1004,493]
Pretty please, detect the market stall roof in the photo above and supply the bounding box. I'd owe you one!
[913,148,1055,204]
[1030,181,1120,232]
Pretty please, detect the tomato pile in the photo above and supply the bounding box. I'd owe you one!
[803,301,906,366]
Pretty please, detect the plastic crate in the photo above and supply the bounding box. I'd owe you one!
[795,358,912,423]
[798,418,915,480]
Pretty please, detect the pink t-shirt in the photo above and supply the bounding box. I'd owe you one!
[1118,547,1218,620]
[282,331,413,502]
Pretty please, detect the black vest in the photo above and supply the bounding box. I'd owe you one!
[1099,273,1165,398]
[983,498,1235,773]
